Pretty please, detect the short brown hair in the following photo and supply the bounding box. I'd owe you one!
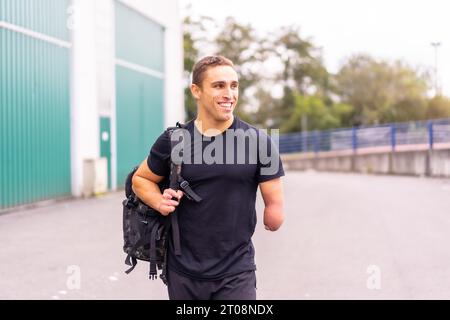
[192,56,235,87]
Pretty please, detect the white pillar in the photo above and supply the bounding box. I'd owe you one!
[70,0,100,197]
[163,0,185,127]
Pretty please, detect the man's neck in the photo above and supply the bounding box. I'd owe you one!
[194,115,234,136]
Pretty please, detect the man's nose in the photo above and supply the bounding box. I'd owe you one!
[223,87,233,99]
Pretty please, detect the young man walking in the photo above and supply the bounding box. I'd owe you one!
[132,56,285,300]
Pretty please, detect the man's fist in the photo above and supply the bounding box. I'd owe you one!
[157,188,184,216]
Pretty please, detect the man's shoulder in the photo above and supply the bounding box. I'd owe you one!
[167,119,195,130]
[234,117,260,132]
[157,120,194,140]
[234,117,273,140]
[167,119,195,134]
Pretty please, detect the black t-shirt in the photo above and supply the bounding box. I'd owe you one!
[147,117,284,280]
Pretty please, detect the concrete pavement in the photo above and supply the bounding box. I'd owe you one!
[1,170,450,299]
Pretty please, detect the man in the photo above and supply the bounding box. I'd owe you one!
[132,56,285,300]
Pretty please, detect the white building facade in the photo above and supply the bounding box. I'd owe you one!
[71,0,184,196]
[0,0,184,210]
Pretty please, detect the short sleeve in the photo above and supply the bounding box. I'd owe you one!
[147,131,171,177]
[255,130,285,183]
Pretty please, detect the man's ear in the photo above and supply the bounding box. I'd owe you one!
[190,84,201,100]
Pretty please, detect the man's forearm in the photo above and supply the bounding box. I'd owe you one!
[263,203,284,231]
[131,175,162,210]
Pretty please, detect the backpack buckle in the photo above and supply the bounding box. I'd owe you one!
[179,180,202,202]
[124,196,136,208]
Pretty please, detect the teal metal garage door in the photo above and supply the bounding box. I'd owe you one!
[0,0,71,210]
[115,1,165,186]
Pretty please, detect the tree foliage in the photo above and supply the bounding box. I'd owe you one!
[213,17,263,122]
[426,95,450,119]
[269,26,330,128]
[182,14,216,120]
[182,14,448,133]
[335,54,431,126]
[280,94,353,133]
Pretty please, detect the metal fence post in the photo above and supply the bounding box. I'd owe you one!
[313,131,319,153]
[390,124,396,151]
[352,127,358,151]
[428,121,434,150]
[301,131,306,153]
[426,121,434,176]
[389,124,396,173]
[351,127,358,171]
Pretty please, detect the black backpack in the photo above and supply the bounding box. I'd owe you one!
[122,123,202,284]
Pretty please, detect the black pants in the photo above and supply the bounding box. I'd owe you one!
[167,268,257,300]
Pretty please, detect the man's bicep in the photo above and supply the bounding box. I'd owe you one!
[134,159,164,184]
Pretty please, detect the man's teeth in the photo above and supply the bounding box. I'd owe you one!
[219,103,232,108]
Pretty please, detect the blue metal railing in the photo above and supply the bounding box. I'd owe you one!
[279,118,450,154]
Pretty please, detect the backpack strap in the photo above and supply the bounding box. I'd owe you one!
[166,123,203,256]
[167,126,183,256]
[124,232,147,274]
[167,122,202,202]
[149,223,159,280]
[178,178,202,202]
[124,256,137,274]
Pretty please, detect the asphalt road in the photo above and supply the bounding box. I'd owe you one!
[1,170,450,300]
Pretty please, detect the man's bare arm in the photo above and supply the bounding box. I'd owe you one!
[259,178,285,231]
[132,159,183,216]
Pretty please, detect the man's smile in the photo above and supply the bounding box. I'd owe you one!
[217,102,233,111]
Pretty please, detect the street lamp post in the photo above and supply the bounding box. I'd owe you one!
[430,41,441,95]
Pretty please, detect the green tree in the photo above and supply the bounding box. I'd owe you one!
[214,17,263,122]
[250,86,281,128]
[182,14,216,120]
[269,26,330,128]
[280,94,353,133]
[335,54,430,126]
[183,17,199,120]
[426,95,450,119]
[183,16,200,120]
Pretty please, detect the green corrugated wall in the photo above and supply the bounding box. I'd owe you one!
[0,0,70,41]
[0,0,71,210]
[115,1,165,186]
[115,2,164,74]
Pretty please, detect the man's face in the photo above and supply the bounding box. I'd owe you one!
[191,65,239,122]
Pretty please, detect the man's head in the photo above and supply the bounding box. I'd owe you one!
[190,56,239,123]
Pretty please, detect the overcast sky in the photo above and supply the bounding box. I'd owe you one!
[180,0,450,96]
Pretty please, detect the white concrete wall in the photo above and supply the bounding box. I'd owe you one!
[431,150,450,177]
[94,0,116,190]
[282,148,450,177]
[71,0,100,197]
[71,0,183,195]
[94,0,115,117]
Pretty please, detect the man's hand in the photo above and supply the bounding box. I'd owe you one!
[158,188,184,216]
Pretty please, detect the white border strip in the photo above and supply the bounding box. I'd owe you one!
[0,20,71,48]
[115,58,164,79]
